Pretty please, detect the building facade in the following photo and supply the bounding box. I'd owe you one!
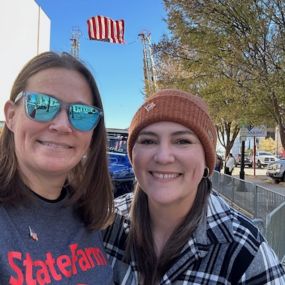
[0,0,50,121]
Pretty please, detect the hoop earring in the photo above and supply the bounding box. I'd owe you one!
[203,167,209,178]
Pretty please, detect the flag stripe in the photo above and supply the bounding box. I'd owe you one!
[87,16,125,44]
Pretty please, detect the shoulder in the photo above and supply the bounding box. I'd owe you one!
[114,192,134,216]
[208,192,262,242]
[103,194,132,259]
[206,192,285,283]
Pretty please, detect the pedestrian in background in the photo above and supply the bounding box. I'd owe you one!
[0,52,114,284]
[104,89,285,285]
[225,153,235,175]
[214,153,223,172]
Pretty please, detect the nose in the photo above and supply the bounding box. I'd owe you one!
[153,142,175,164]
[48,108,73,133]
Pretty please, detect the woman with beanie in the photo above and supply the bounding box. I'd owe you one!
[104,89,285,285]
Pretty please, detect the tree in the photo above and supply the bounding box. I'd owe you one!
[259,137,276,153]
[154,0,285,153]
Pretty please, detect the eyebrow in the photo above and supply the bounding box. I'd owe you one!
[138,130,195,136]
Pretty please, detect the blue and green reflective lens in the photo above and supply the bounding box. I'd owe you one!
[15,92,103,132]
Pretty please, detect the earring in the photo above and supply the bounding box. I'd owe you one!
[203,167,209,178]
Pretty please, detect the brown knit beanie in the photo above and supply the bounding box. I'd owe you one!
[128,89,217,174]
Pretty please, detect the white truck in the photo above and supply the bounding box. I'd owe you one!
[252,151,278,168]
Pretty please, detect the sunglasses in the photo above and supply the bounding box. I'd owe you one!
[14,91,103,132]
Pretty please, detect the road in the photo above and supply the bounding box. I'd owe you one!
[230,166,285,196]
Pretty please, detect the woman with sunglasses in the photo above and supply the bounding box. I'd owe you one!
[104,89,285,284]
[0,52,114,284]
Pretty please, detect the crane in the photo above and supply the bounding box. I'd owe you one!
[70,27,81,59]
[138,32,157,98]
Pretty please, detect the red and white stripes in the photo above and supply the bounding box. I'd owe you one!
[87,16,125,44]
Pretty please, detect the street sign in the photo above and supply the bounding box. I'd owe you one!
[240,136,247,142]
[240,127,248,137]
[247,125,267,137]
[239,125,267,137]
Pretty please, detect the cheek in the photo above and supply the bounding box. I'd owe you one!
[81,133,93,152]
[13,117,37,143]
[187,147,206,178]
[131,145,146,175]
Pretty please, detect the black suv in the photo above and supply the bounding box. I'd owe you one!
[235,154,253,168]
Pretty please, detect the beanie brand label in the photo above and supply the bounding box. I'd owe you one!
[144,102,156,112]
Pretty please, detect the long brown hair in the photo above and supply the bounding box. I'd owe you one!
[126,177,212,285]
[0,51,114,230]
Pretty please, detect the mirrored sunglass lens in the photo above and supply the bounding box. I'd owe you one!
[26,93,60,121]
[69,104,101,131]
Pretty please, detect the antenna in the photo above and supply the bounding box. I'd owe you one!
[70,27,81,59]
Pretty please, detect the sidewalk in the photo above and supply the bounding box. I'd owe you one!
[239,174,271,186]
[229,167,285,195]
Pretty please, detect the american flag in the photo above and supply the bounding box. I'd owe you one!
[87,16,125,44]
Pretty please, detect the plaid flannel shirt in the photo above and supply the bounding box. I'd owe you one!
[103,192,285,284]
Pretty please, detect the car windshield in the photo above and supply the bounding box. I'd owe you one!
[107,129,128,154]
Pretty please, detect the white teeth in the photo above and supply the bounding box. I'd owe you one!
[152,172,179,179]
[40,141,70,149]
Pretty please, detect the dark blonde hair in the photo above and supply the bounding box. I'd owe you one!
[0,51,114,230]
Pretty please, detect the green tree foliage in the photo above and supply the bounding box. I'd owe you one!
[154,0,285,154]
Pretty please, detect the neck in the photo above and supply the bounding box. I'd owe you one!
[20,171,67,200]
[149,202,189,257]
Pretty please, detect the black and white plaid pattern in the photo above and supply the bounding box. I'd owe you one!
[103,192,285,284]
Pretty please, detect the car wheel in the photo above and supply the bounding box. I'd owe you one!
[257,161,262,168]
[274,179,280,184]
[283,172,285,182]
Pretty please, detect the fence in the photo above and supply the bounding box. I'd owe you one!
[211,171,285,264]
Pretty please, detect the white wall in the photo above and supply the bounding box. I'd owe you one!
[0,0,50,121]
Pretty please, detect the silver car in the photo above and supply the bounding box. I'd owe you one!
[266,159,285,184]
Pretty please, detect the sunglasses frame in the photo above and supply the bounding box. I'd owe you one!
[14,91,103,132]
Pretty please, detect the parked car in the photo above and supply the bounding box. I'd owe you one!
[266,159,285,184]
[108,152,135,197]
[252,151,278,168]
[107,128,135,197]
[235,154,253,168]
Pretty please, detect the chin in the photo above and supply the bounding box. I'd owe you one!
[38,162,75,175]
[150,193,177,204]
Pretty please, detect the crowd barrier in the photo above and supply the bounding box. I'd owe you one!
[212,171,285,264]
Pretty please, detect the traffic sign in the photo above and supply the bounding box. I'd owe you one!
[247,125,267,137]
[240,127,248,137]
[240,136,247,142]
[239,125,267,137]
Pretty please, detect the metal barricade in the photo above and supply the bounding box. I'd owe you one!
[266,201,285,265]
[211,171,285,262]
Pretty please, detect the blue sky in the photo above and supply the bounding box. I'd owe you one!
[35,0,168,129]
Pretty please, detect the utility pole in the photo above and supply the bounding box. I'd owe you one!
[239,126,248,180]
[240,140,245,180]
[70,27,81,59]
[138,32,157,98]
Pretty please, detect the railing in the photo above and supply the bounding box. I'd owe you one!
[211,171,285,263]
[266,201,285,265]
